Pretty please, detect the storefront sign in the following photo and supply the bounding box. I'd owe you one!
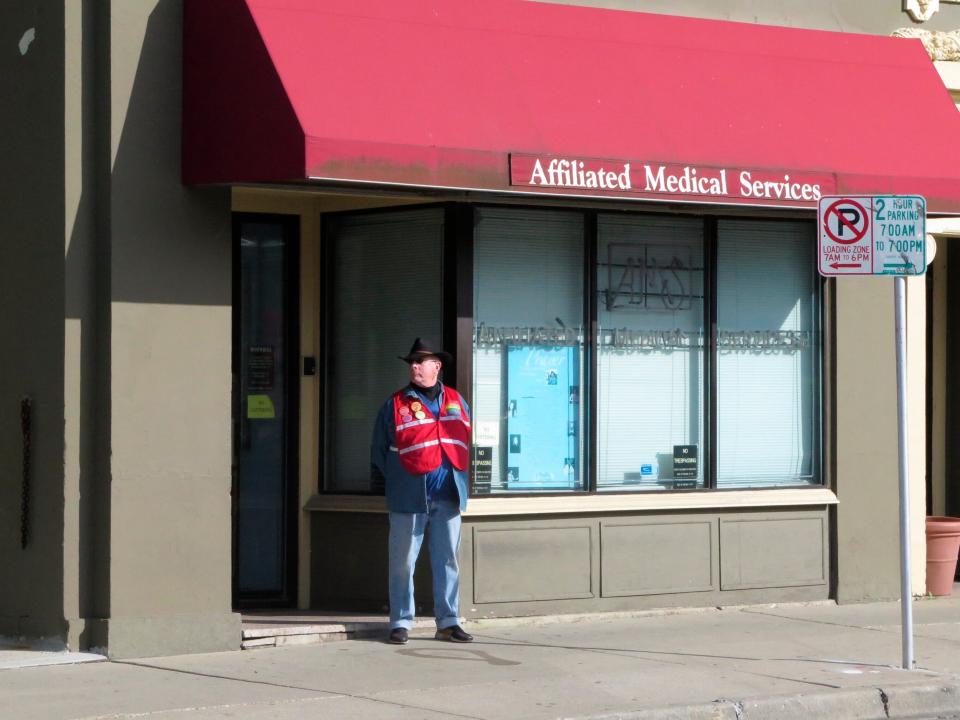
[474,421,499,446]
[510,154,834,207]
[817,195,926,276]
[673,445,698,480]
[473,446,493,486]
[247,345,275,390]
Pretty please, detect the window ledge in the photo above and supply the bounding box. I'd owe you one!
[304,494,387,513]
[304,487,837,515]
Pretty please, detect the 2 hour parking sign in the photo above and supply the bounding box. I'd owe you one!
[818,195,926,277]
[817,194,928,670]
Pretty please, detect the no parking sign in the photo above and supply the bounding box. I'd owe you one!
[817,195,926,277]
[816,194,928,670]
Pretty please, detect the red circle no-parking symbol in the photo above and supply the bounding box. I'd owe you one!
[823,199,869,244]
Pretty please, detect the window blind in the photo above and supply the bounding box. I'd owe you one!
[473,207,584,492]
[716,219,818,488]
[326,208,444,492]
[596,215,705,491]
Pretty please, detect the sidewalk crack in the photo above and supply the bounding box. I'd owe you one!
[877,687,891,718]
[715,698,744,720]
[740,609,892,634]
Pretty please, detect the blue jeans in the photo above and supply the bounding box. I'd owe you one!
[388,500,462,630]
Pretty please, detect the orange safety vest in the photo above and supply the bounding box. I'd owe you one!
[392,388,471,475]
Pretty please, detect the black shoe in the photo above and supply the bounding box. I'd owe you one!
[435,625,473,643]
[388,627,409,644]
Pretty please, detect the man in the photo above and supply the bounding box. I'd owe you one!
[370,338,474,645]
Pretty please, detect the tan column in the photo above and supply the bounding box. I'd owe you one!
[834,277,901,602]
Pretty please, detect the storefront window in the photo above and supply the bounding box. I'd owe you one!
[596,215,706,491]
[325,208,444,492]
[323,205,821,497]
[716,220,818,487]
[472,208,585,493]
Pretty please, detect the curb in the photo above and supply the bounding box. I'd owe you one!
[571,679,960,720]
[466,600,839,632]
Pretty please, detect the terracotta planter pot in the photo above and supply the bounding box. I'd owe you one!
[926,516,960,596]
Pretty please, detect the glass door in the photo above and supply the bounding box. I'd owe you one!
[233,214,299,607]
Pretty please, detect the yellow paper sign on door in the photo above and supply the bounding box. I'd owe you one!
[247,394,276,419]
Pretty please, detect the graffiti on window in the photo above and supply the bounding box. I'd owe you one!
[604,242,696,312]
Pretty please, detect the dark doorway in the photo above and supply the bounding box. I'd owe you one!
[233,213,300,607]
[946,242,960,521]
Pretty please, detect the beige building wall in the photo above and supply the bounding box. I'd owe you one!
[63,0,111,651]
[836,266,931,599]
[835,279,903,601]
[1,1,70,643]
[5,0,240,656]
[100,1,237,657]
[908,275,928,596]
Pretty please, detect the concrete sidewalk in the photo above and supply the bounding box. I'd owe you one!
[2,597,960,720]
[0,637,103,670]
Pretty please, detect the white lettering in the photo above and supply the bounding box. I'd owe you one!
[739,171,819,201]
[547,159,560,185]
[555,159,567,186]
[644,165,728,196]
[529,159,548,185]
[644,165,666,191]
[530,158,816,202]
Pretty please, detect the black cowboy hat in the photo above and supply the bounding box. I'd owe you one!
[398,337,453,366]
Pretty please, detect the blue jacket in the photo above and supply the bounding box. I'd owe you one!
[370,383,470,513]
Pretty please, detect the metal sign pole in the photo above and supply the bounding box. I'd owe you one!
[894,275,914,670]
[818,194,925,670]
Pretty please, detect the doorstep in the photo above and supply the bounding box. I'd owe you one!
[240,611,436,649]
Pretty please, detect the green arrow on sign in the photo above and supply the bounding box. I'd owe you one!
[883,263,912,270]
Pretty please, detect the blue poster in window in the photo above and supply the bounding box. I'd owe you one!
[505,345,579,489]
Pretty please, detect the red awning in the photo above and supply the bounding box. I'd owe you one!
[183,0,960,212]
